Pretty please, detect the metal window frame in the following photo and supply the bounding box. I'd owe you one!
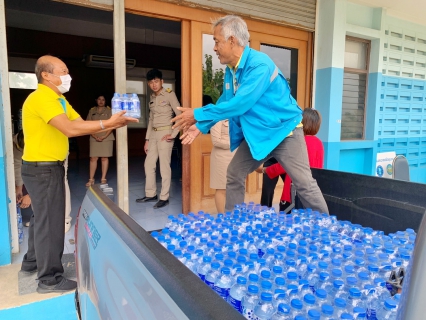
[341,36,371,141]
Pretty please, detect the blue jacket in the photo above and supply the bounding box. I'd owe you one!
[194,46,303,161]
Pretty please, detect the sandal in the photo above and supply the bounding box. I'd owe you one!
[86,179,94,187]
[101,179,107,184]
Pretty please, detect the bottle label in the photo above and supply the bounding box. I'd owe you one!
[198,273,205,281]
[242,306,255,319]
[367,307,377,320]
[205,279,215,289]
[258,249,265,258]
[213,285,229,300]
[309,284,316,294]
[228,295,242,312]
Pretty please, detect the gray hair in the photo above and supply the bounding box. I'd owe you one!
[212,15,250,47]
[35,57,54,83]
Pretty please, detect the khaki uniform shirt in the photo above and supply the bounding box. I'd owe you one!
[146,88,181,139]
[86,106,115,141]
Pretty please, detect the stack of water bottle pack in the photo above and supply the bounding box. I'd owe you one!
[151,203,415,319]
[111,93,141,118]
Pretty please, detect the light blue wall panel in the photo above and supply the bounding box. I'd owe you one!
[0,74,12,266]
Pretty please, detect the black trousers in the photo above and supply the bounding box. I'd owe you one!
[260,158,286,207]
[21,163,65,282]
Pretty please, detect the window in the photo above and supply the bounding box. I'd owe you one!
[341,36,370,140]
[9,72,37,89]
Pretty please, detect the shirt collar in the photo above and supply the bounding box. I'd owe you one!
[37,83,64,99]
[152,87,165,98]
[227,46,250,72]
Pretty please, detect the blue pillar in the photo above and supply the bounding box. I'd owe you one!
[0,74,12,265]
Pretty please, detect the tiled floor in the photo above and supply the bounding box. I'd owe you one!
[12,155,183,265]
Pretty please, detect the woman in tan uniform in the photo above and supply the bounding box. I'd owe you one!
[86,95,115,186]
[210,120,237,213]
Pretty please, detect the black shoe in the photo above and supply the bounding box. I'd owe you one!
[20,267,37,275]
[37,277,77,294]
[153,199,169,209]
[136,195,158,203]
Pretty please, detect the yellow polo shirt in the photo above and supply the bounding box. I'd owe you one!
[22,84,80,161]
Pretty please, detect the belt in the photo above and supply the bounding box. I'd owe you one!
[22,160,64,166]
[153,125,172,131]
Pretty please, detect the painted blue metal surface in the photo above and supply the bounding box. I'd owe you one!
[0,73,12,266]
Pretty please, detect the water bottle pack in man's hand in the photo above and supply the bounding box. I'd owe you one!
[112,93,141,118]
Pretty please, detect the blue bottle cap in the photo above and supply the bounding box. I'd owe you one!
[384,299,397,309]
[347,276,357,285]
[332,269,343,278]
[340,313,353,319]
[275,277,285,286]
[315,289,327,299]
[349,288,361,297]
[273,266,283,274]
[203,256,212,263]
[333,279,344,288]
[321,304,334,315]
[291,298,303,310]
[287,271,298,280]
[334,297,346,308]
[308,309,321,319]
[220,267,230,275]
[237,276,247,284]
[261,270,271,279]
[260,292,272,302]
[353,307,366,318]
[319,272,330,281]
[248,273,259,282]
[261,280,272,289]
[248,285,259,294]
[278,303,291,314]
[358,271,369,280]
[211,262,220,269]
[304,293,316,305]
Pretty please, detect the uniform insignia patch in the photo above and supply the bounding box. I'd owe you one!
[166,88,172,93]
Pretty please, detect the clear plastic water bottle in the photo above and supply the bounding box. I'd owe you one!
[303,293,316,313]
[333,298,348,319]
[290,298,304,318]
[16,205,24,244]
[228,276,247,312]
[353,306,367,319]
[253,292,276,320]
[121,93,131,116]
[321,304,335,319]
[260,280,273,294]
[111,93,122,115]
[364,286,379,320]
[129,93,141,118]
[377,299,397,320]
[197,256,212,281]
[271,303,291,320]
[204,262,221,289]
[307,309,321,320]
[315,288,331,307]
[214,267,234,300]
[347,288,365,309]
[241,285,260,319]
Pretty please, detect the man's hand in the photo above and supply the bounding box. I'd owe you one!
[20,194,31,209]
[161,134,174,142]
[180,125,201,145]
[144,141,149,154]
[106,111,139,129]
[15,185,23,203]
[171,107,196,131]
[255,164,264,174]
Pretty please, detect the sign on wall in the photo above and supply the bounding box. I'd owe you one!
[376,151,396,178]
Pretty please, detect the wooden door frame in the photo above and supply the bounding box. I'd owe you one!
[125,0,313,213]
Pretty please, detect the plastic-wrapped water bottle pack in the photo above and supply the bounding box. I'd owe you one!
[151,203,415,320]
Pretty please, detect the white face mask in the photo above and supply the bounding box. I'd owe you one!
[48,73,72,94]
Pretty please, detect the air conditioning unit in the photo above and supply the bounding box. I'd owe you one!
[85,55,136,69]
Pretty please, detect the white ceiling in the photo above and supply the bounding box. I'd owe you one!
[351,0,426,27]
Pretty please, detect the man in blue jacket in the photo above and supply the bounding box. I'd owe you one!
[172,15,328,214]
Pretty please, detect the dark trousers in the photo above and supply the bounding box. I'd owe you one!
[21,163,65,282]
[225,127,329,213]
[260,158,286,207]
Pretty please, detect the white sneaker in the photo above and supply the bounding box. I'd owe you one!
[65,222,71,233]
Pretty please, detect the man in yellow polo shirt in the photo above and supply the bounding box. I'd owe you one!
[20,55,137,294]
